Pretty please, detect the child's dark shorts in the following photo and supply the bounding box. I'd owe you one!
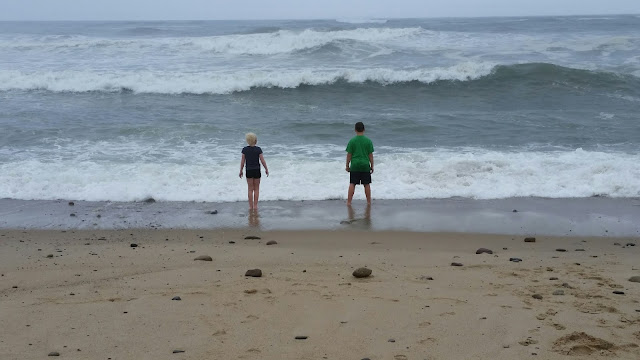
[350,171,371,185]
[246,169,261,179]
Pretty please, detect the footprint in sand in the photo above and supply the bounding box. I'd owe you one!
[552,332,616,356]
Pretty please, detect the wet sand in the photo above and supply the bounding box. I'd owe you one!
[1,228,639,359]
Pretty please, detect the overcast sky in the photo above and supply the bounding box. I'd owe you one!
[2,0,639,21]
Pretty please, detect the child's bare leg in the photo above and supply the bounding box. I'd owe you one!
[364,184,371,205]
[253,178,261,209]
[346,183,356,206]
[246,178,254,209]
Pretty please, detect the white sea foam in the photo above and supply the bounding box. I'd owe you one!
[1,147,638,202]
[335,19,388,24]
[0,62,496,94]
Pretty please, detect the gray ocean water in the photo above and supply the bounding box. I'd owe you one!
[1,16,639,202]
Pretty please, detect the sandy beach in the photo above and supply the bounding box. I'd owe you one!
[1,227,638,359]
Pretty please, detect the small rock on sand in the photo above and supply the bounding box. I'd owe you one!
[244,289,257,294]
[48,352,60,356]
[68,202,74,206]
[555,248,567,252]
[353,267,372,278]
[173,350,185,353]
[244,236,261,240]
[46,254,53,258]
[629,276,640,283]
[451,262,463,267]
[295,336,308,340]
[228,241,235,244]
[476,248,493,254]
[194,255,212,261]
[266,240,278,245]
[172,296,181,301]
[509,258,522,262]
[553,290,565,296]
[612,291,625,295]
[532,294,543,300]
[130,243,138,248]
[419,276,434,281]
[245,269,262,277]
[205,210,218,215]
[143,197,156,203]
[549,277,559,280]
[524,237,536,243]
[626,243,636,247]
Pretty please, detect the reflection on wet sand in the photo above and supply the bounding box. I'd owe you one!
[345,204,372,229]
[248,210,261,228]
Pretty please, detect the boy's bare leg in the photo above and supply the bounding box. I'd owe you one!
[346,183,356,206]
[364,184,371,205]
[246,178,254,209]
[253,178,261,209]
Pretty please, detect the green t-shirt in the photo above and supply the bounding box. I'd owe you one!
[346,135,374,172]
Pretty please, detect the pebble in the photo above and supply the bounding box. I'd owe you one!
[627,243,636,247]
[532,294,543,300]
[244,236,261,240]
[629,276,640,283]
[549,277,558,280]
[513,209,518,212]
[70,213,76,217]
[388,339,396,343]
[553,290,565,296]
[143,197,156,203]
[245,269,262,277]
[194,255,212,261]
[555,248,567,252]
[68,201,74,206]
[353,267,372,278]
[173,350,185,353]
[205,210,218,215]
[450,262,464,267]
[419,276,434,281]
[509,258,522,262]
[266,240,278,245]
[130,243,138,248]
[228,241,236,244]
[524,237,536,243]
[503,247,508,250]
[46,254,54,258]
[612,291,625,295]
[172,296,181,301]
[48,352,60,356]
[476,248,493,254]
[295,336,308,340]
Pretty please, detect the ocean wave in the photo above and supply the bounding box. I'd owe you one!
[335,19,388,24]
[1,147,638,201]
[0,27,424,55]
[0,62,496,94]
[1,63,637,95]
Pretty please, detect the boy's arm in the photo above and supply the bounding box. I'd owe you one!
[239,154,245,178]
[369,153,374,174]
[259,154,269,177]
[345,153,352,172]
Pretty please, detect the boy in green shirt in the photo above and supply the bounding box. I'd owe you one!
[345,122,374,206]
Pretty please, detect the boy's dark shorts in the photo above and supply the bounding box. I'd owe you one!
[246,169,261,179]
[350,171,371,185]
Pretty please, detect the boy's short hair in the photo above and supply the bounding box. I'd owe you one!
[355,122,365,132]
[245,132,257,145]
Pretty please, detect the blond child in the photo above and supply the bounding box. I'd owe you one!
[239,133,269,210]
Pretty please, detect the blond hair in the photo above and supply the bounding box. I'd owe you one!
[245,132,257,145]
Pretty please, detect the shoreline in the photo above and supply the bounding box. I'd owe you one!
[1,197,639,236]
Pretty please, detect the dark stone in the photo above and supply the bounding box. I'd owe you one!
[295,336,308,340]
[228,241,235,244]
[194,255,212,261]
[476,248,493,254]
[205,210,218,215]
[509,258,522,262]
[532,294,543,300]
[353,267,372,278]
[552,290,564,296]
[173,350,185,353]
[130,243,138,248]
[555,249,567,252]
[503,247,508,250]
[244,236,261,240]
[626,243,636,247]
[96,214,101,218]
[524,237,536,243]
[388,339,396,342]
[450,262,463,267]
[172,296,181,301]
[46,254,54,258]
[68,202,74,206]
[70,213,76,217]
[512,209,518,212]
[245,269,262,277]
[48,352,60,356]
[143,197,156,203]
[266,240,278,245]
[612,291,625,295]
[419,276,434,281]
[629,276,640,283]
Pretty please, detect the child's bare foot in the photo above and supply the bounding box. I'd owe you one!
[346,202,351,206]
